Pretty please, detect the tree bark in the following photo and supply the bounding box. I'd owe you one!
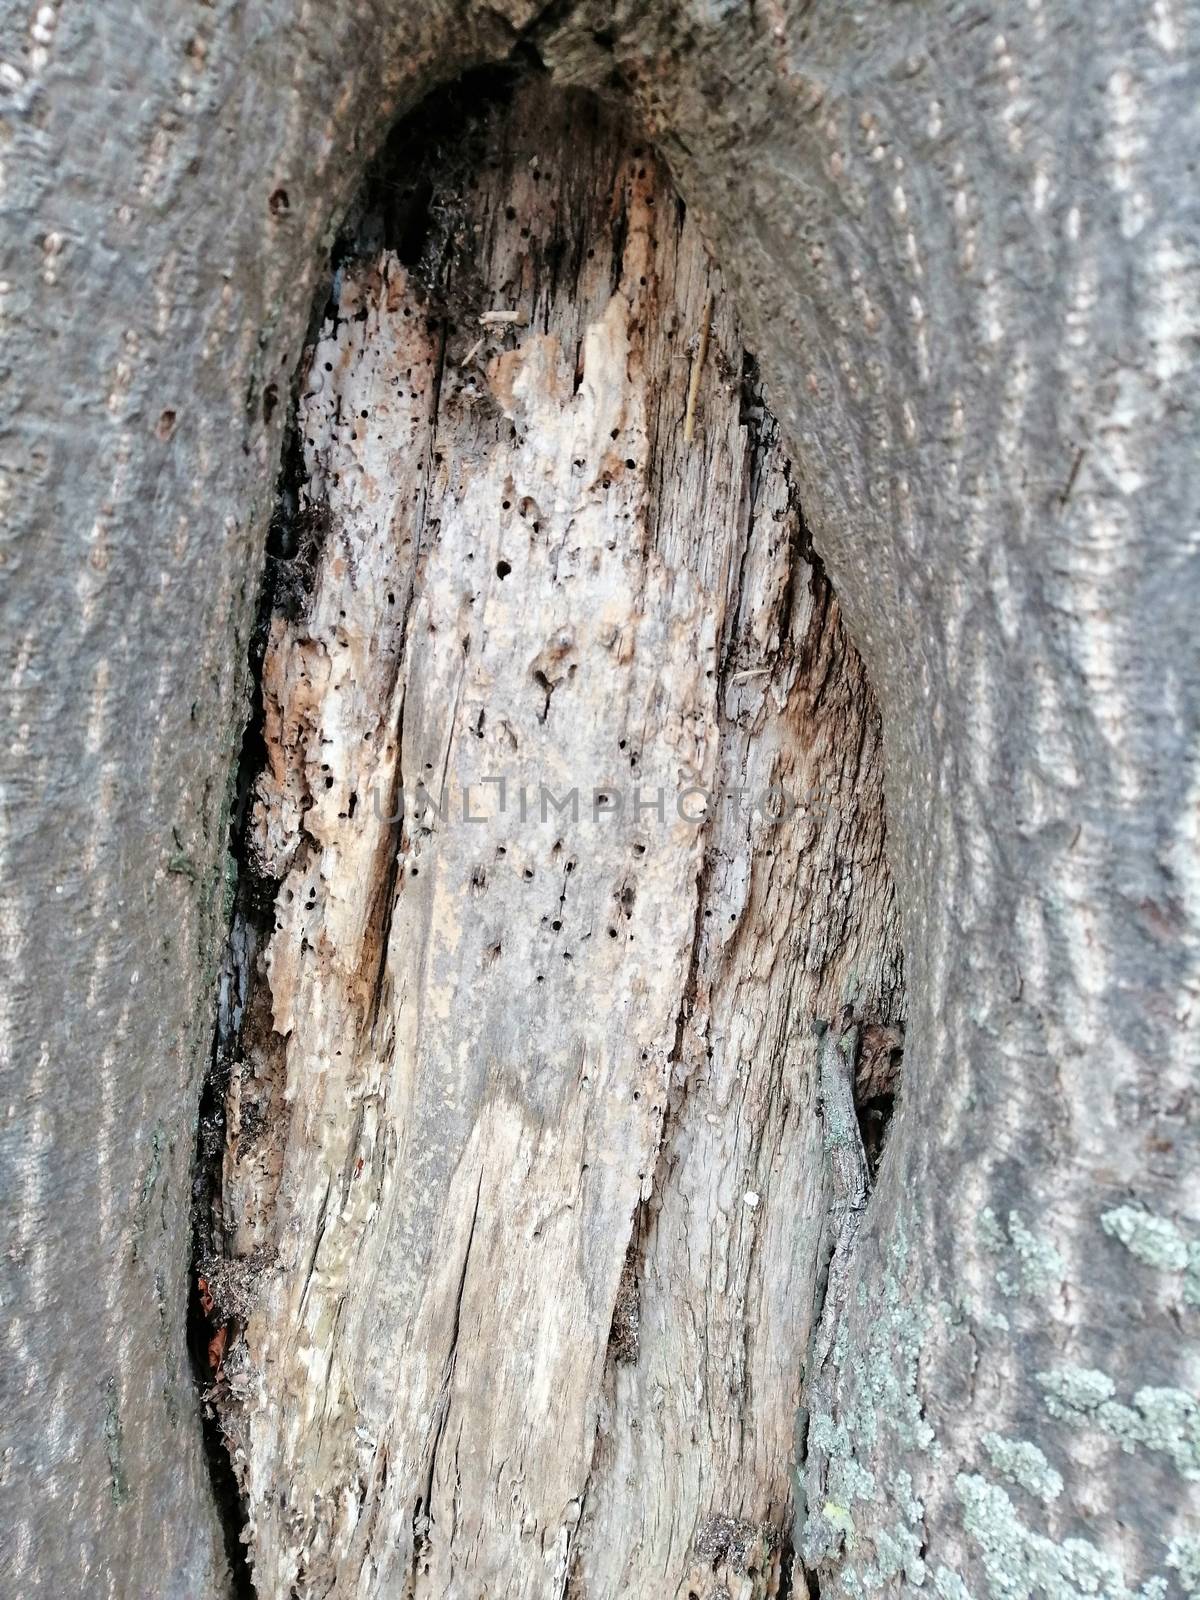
[200,83,901,1597]
[0,3,1195,1599]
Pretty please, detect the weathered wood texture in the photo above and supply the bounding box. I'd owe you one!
[2,2,1197,1597]
[578,11,1200,1598]
[206,87,901,1598]
[0,9,520,1594]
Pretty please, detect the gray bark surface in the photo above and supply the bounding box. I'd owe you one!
[0,3,1196,1598]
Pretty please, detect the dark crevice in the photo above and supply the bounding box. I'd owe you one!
[608,180,629,298]
[186,480,293,1600]
[187,1204,255,1598]
[192,1374,255,1598]
[858,1089,896,1182]
[186,396,327,1600]
[852,1021,904,1184]
[346,66,527,315]
[363,313,449,1040]
[413,1170,484,1584]
[776,1536,796,1599]
[186,100,364,1588]
[605,1233,643,1364]
[187,357,322,1600]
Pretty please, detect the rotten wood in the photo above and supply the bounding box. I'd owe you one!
[207,84,903,1599]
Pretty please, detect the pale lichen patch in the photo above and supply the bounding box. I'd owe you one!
[811,1412,877,1510]
[861,1523,927,1589]
[956,1474,1167,1600]
[802,1233,935,1579]
[1039,1365,1116,1413]
[980,1208,1065,1299]
[935,1565,977,1600]
[1037,1366,1200,1480]
[981,1433,1064,1502]
[891,1468,925,1526]
[1101,1205,1200,1307]
[1167,1536,1200,1597]
[1102,1206,1189,1271]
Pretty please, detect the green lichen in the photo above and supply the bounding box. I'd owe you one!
[980,1208,1009,1253]
[979,1305,1012,1334]
[935,1566,976,1600]
[812,1412,854,1460]
[1039,1366,1116,1414]
[166,849,199,882]
[1167,1536,1200,1597]
[821,1502,857,1541]
[891,1468,925,1526]
[153,1268,181,1428]
[1008,1214,1066,1296]
[220,844,238,925]
[837,1458,878,1505]
[812,1413,877,1505]
[1038,1366,1200,1480]
[824,1105,856,1153]
[1101,1205,1200,1309]
[803,1232,937,1574]
[981,1208,1065,1299]
[1102,1207,1189,1272]
[957,1474,1160,1600]
[131,1123,166,1263]
[1129,1388,1200,1479]
[103,1375,129,1507]
[823,1234,935,1470]
[982,1433,1064,1502]
[862,1523,926,1589]
[137,1122,165,1210]
[857,1244,936,1453]
[834,1319,852,1370]
[1188,1245,1200,1310]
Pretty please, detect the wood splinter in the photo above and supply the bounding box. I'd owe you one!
[683,288,714,445]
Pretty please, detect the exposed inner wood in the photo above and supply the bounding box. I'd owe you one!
[202,82,904,1600]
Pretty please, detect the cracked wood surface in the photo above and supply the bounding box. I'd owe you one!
[211,86,902,1598]
[6,1,1197,1595]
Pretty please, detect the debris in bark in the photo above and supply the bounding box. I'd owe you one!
[854,1021,903,1181]
[695,1514,782,1571]
[607,1244,642,1364]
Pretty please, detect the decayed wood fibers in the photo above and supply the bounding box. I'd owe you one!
[209,86,903,1599]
